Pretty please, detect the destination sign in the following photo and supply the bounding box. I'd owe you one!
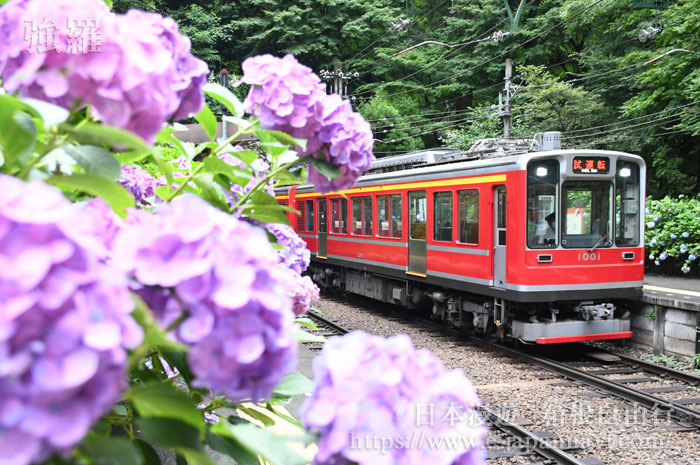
[572,157,609,174]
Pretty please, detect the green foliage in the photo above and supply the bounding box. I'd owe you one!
[645,195,700,273]
[513,65,612,135]
[440,106,501,150]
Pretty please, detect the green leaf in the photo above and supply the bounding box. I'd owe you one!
[210,422,306,465]
[203,82,244,118]
[273,372,314,397]
[134,439,161,465]
[257,129,307,152]
[0,96,37,169]
[195,105,218,141]
[294,317,318,330]
[46,174,134,218]
[125,383,205,433]
[294,329,325,343]
[20,97,69,127]
[229,149,258,166]
[127,293,187,370]
[193,173,229,210]
[115,150,151,165]
[159,347,194,385]
[202,156,252,186]
[236,405,276,427]
[61,145,121,179]
[62,123,151,152]
[308,158,340,180]
[150,150,173,187]
[241,191,290,225]
[135,418,211,465]
[205,432,258,465]
[80,435,144,465]
[156,126,189,157]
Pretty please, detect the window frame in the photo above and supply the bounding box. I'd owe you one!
[304,199,315,233]
[526,159,560,249]
[330,197,348,235]
[376,194,403,239]
[457,189,479,245]
[351,196,373,236]
[433,191,453,243]
[560,180,614,249]
[298,201,306,232]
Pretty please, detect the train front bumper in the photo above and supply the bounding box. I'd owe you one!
[511,319,632,344]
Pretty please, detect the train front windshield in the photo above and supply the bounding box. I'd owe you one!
[527,158,642,249]
[561,182,612,248]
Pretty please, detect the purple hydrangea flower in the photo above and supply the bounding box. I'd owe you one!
[0,175,143,465]
[301,331,486,465]
[81,198,124,248]
[670,233,677,240]
[268,223,311,273]
[0,0,208,144]
[284,269,319,316]
[242,54,374,193]
[690,254,697,262]
[646,221,655,229]
[113,196,298,401]
[682,232,690,239]
[117,165,159,206]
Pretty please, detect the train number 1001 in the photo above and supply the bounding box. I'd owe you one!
[578,252,600,262]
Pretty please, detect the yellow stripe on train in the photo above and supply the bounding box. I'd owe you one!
[275,174,507,200]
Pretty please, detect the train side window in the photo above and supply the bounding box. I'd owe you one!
[377,195,389,237]
[363,196,373,236]
[330,198,348,234]
[433,191,452,242]
[410,193,427,240]
[615,161,640,247]
[390,194,402,238]
[298,201,306,232]
[352,198,362,235]
[351,196,373,236]
[458,190,479,244]
[305,199,315,232]
[527,159,559,248]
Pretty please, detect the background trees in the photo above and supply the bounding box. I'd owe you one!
[113,0,699,198]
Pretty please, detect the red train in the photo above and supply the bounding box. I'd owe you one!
[276,136,646,344]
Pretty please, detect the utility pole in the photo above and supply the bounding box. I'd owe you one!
[219,69,229,140]
[333,63,342,97]
[502,58,512,138]
[320,63,360,98]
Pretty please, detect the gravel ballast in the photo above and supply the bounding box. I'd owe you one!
[314,294,700,465]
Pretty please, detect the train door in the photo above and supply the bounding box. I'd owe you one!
[408,191,427,276]
[493,186,507,288]
[317,198,327,259]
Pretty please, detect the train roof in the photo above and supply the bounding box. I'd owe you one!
[286,140,644,194]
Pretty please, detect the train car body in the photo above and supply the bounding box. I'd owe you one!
[276,138,646,344]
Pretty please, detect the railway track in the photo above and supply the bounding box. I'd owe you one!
[306,310,594,465]
[438,323,700,429]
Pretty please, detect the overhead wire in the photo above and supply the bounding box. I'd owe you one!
[350,0,607,100]
[349,0,455,71]
[348,0,448,74]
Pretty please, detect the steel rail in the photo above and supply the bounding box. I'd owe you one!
[462,334,700,427]
[481,406,589,465]
[605,351,700,386]
[307,310,352,336]
[308,308,593,464]
[399,314,700,427]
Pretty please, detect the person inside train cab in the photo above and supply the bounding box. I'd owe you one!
[544,212,556,245]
